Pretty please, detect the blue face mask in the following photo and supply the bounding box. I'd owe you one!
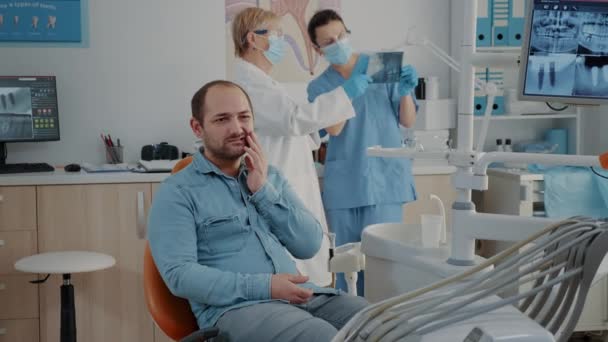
[322,38,353,65]
[263,35,286,65]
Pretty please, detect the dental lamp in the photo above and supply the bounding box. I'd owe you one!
[403,25,507,153]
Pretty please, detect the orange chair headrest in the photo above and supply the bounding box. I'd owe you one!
[172,156,194,174]
[600,152,608,170]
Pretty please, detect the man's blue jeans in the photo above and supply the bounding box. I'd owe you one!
[215,294,368,341]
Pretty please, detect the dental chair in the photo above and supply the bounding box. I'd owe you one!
[144,243,220,342]
[143,155,220,342]
[335,217,608,342]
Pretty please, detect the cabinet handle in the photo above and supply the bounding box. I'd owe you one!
[136,191,146,239]
[0,240,4,247]
[605,278,608,322]
[0,327,6,335]
[0,194,4,202]
[519,185,529,201]
[0,283,5,290]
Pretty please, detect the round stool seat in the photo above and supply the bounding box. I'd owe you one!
[15,251,116,274]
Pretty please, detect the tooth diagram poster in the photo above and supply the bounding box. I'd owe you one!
[0,0,82,42]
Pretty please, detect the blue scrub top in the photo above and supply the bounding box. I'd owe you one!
[307,54,417,210]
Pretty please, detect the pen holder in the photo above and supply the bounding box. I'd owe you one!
[105,146,124,164]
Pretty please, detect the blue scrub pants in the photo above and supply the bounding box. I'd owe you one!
[326,204,404,296]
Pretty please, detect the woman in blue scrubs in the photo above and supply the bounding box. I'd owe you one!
[307,10,419,296]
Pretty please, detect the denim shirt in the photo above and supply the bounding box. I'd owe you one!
[147,152,338,328]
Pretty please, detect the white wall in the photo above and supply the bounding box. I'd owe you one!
[344,0,452,99]
[1,0,225,164]
[580,106,608,155]
[0,0,451,165]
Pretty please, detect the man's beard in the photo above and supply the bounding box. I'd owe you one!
[204,133,246,161]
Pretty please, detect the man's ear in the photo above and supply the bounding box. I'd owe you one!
[190,117,204,139]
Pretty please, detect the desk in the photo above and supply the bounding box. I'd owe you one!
[0,172,167,342]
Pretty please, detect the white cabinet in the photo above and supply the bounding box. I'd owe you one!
[473,112,581,154]
[0,186,39,342]
[37,183,155,342]
[0,171,169,342]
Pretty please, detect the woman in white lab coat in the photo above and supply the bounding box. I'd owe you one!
[231,7,370,286]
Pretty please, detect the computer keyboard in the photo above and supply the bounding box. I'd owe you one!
[0,163,55,174]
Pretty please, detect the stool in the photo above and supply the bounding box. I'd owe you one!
[14,251,116,342]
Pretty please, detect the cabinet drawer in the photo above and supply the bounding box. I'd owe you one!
[0,231,37,275]
[0,187,36,231]
[0,276,38,319]
[0,319,39,342]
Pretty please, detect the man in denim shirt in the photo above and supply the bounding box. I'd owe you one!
[148,80,368,341]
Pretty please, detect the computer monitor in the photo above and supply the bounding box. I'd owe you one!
[0,76,59,171]
[0,76,60,143]
[518,0,608,105]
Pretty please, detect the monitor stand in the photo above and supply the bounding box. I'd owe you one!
[0,142,55,174]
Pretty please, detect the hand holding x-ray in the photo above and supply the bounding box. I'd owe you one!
[398,65,419,97]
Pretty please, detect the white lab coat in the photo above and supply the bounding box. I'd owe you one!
[233,58,355,286]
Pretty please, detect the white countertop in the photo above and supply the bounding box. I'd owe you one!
[0,169,170,186]
[0,162,457,187]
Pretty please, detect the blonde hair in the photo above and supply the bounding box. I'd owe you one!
[232,7,278,57]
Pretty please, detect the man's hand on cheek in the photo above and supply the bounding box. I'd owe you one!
[244,132,268,193]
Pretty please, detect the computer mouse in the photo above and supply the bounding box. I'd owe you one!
[64,163,81,172]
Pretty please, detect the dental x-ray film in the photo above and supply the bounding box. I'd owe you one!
[522,0,608,101]
[366,52,403,84]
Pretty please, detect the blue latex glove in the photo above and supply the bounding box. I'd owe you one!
[342,55,372,99]
[399,65,418,97]
[342,74,372,99]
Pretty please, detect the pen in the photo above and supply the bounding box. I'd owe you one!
[101,134,110,147]
[101,133,117,163]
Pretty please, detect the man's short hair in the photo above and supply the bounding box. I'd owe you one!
[191,80,253,122]
[232,7,278,57]
[307,9,345,47]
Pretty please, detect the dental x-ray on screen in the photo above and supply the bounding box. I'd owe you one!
[519,0,608,104]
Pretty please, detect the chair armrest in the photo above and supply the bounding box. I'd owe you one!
[179,327,220,342]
